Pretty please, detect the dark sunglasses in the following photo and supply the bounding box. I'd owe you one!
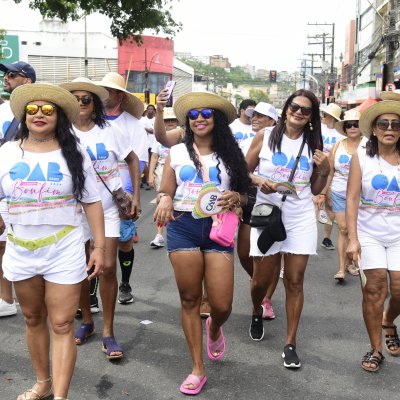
[74,95,93,105]
[289,102,312,116]
[344,121,359,129]
[376,119,400,131]
[188,108,213,120]
[5,71,26,79]
[26,104,57,116]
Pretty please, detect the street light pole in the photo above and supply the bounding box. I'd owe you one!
[144,49,159,104]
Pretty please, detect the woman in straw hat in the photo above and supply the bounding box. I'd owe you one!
[317,102,344,250]
[0,83,105,399]
[346,100,400,372]
[60,77,141,360]
[246,89,330,368]
[154,92,250,395]
[324,109,367,282]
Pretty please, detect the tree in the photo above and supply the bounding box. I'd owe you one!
[14,0,182,43]
[249,89,269,103]
[0,29,5,59]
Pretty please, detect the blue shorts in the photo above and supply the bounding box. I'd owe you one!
[331,191,346,213]
[167,211,233,253]
[119,219,136,242]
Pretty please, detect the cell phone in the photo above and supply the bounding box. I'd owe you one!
[164,80,176,107]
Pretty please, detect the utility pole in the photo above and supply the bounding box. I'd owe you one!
[385,0,399,84]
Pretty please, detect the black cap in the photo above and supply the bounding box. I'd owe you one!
[0,61,36,82]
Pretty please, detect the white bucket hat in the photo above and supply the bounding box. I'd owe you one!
[163,107,177,120]
[334,109,361,135]
[321,103,342,121]
[96,72,144,119]
[245,102,278,122]
[59,77,109,101]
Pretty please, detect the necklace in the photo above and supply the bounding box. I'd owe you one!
[28,135,56,143]
[344,137,362,155]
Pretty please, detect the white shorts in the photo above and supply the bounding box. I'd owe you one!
[249,222,317,257]
[359,231,400,271]
[82,205,120,239]
[3,226,87,284]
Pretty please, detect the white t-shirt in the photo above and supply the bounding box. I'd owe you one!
[331,137,367,196]
[321,124,345,154]
[144,117,156,149]
[0,141,99,237]
[0,101,13,140]
[357,147,400,241]
[170,143,231,212]
[74,124,131,211]
[229,118,255,145]
[151,141,170,165]
[256,130,315,230]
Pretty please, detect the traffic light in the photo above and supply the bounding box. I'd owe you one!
[269,70,277,83]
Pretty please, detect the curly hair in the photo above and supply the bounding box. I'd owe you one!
[182,109,250,194]
[15,107,87,200]
[269,89,322,155]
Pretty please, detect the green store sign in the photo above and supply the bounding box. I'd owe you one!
[0,35,20,97]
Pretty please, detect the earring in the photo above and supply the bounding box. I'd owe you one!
[91,111,96,120]
[309,122,314,131]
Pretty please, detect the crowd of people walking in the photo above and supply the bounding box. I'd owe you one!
[0,60,399,398]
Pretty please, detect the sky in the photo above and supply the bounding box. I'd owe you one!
[0,0,357,73]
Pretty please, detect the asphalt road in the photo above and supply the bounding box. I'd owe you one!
[1,188,399,400]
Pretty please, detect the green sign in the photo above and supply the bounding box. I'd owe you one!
[0,35,20,97]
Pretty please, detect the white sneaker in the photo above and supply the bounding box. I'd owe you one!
[0,299,17,317]
[150,234,165,248]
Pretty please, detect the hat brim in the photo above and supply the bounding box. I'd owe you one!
[173,92,237,124]
[321,108,341,121]
[10,83,80,123]
[334,121,346,135]
[359,100,400,137]
[59,81,109,101]
[0,63,20,73]
[95,81,144,119]
[380,91,400,101]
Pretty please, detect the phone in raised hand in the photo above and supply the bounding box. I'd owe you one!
[164,80,176,107]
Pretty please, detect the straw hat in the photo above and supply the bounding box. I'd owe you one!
[335,109,361,135]
[174,92,237,124]
[321,103,342,121]
[359,100,400,138]
[10,83,80,123]
[59,77,109,101]
[380,89,400,101]
[163,107,177,120]
[96,72,144,119]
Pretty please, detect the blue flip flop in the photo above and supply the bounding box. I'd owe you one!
[102,336,124,360]
[74,322,95,345]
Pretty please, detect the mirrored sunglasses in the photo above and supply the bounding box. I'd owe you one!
[74,95,93,105]
[26,104,57,116]
[289,102,312,116]
[344,121,359,129]
[376,119,400,131]
[188,108,214,120]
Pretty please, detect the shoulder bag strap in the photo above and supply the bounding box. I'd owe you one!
[94,168,114,196]
[192,143,210,183]
[281,135,307,203]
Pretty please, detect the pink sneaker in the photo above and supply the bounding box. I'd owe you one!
[262,297,275,320]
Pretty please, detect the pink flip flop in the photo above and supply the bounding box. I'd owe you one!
[205,316,226,361]
[179,374,207,395]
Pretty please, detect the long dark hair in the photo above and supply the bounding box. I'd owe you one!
[183,109,250,194]
[92,93,108,128]
[269,89,322,155]
[16,108,86,200]
[366,118,400,157]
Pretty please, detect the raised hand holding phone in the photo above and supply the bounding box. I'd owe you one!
[164,80,176,107]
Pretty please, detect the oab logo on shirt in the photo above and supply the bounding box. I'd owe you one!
[10,162,63,182]
[86,144,109,161]
[372,174,400,192]
[272,152,311,170]
[179,165,221,184]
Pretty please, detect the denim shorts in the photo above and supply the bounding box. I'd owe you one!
[167,211,234,253]
[331,191,346,213]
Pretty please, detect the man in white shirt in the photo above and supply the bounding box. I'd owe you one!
[229,99,256,145]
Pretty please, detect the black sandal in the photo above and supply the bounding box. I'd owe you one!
[382,324,400,356]
[361,348,385,372]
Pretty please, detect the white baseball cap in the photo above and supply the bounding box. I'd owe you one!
[245,102,278,122]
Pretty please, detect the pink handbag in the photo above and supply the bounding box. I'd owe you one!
[209,210,239,248]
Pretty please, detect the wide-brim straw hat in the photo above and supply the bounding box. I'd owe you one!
[96,72,144,119]
[10,83,80,123]
[163,107,177,120]
[320,103,342,121]
[359,100,400,137]
[380,89,400,101]
[174,92,237,124]
[335,109,361,135]
[59,77,109,101]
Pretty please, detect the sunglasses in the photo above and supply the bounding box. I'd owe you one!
[74,95,93,105]
[344,121,359,129]
[376,119,400,131]
[289,102,312,116]
[5,71,26,79]
[26,104,57,116]
[188,108,214,120]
